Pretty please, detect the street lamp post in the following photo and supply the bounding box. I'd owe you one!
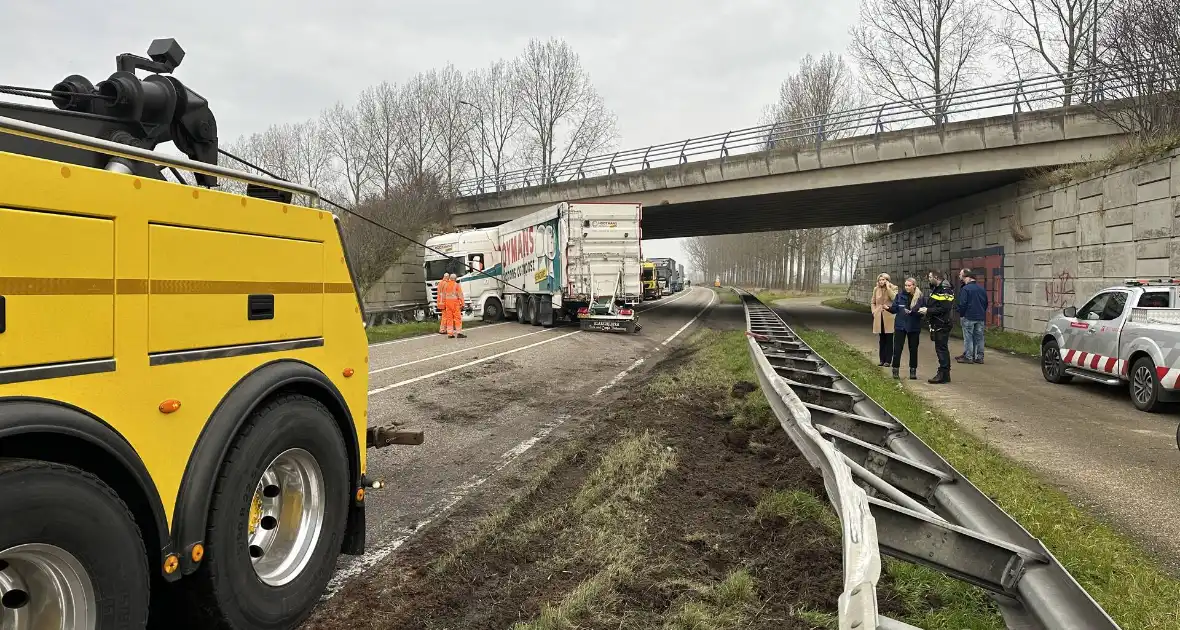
[458,100,488,190]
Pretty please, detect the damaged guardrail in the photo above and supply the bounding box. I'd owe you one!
[736,289,1119,630]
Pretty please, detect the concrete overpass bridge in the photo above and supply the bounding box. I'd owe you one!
[451,70,1141,239]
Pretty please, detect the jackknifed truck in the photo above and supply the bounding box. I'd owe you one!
[428,202,645,333]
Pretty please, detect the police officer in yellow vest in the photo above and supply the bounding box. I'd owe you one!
[918,269,956,384]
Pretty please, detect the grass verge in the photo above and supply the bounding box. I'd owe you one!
[308,328,855,629]
[796,328,1180,630]
[950,323,1041,358]
[822,297,870,314]
[1034,133,1180,188]
[819,299,1041,358]
[713,288,742,304]
[366,319,484,343]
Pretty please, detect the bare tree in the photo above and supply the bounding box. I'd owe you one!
[289,120,334,191]
[462,59,523,188]
[849,0,994,123]
[990,0,1112,105]
[513,37,618,180]
[1095,0,1180,137]
[358,81,402,199]
[321,102,372,205]
[341,172,449,293]
[429,64,472,193]
[763,52,865,148]
[398,71,440,184]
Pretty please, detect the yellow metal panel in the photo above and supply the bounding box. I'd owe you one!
[148,224,325,353]
[0,208,114,368]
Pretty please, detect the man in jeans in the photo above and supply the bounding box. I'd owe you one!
[955,270,989,364]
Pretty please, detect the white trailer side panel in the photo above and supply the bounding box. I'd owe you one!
[564,203,642,305]
[497,204,564,299]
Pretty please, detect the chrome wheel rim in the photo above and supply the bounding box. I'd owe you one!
[1133,366,1155,406]
[0,543,96,630]
[247,448,325,587]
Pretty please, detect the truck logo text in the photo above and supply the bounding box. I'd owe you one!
[501,227,535,267]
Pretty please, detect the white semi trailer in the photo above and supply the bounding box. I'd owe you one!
[422,202,644,332]
[498,202,644,332]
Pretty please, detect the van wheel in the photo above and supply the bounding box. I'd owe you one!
[0,459,150,629]
[483,298,503,322]
[1041,339,1072,384]
[1131,356,1165,413]
[188,394,349,629]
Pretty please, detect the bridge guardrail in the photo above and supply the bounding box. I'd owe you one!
[457,57,1176,197]
[737,288,1119,630]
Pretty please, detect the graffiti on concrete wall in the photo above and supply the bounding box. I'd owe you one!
[1045,270,1075,311]
[951,246,1005,329]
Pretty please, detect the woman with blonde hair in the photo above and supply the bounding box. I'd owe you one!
[870,273,898,366]
[886,276,925,380]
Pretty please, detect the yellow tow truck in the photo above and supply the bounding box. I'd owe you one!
[0,39,418,628]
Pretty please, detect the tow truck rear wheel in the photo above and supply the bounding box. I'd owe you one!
[1130,356,1164,413]
[188,394,349,629]
[0,459,150,629]
[1041,339,1073,384]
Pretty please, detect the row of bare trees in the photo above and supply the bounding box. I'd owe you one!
[763,0,1179,143]
[218,37,618,294]
[684,227,870,292]
[735,0,1178,293]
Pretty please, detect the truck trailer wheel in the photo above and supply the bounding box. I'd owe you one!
[189,394,349,629]
[1130,356,1164,413]
[0,459,150,629]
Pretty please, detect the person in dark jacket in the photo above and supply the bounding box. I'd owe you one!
[955,270,989,364]
[920,270,956,384]
[886,277,924,380]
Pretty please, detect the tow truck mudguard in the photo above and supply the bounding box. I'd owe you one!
[170,359,362,575]
[0,398,175,578]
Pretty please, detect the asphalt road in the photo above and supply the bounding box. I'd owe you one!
[322,286,717,596]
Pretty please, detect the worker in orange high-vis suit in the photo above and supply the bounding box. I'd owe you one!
[448,273,467,339]
[437,273,454,335]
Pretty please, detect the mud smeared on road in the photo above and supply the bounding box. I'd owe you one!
[307,332,870,629]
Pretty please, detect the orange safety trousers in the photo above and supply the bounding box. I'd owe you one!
[437,279,452,333]
[441,280,464,336]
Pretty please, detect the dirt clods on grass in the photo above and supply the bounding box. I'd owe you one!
[307,333,848,630]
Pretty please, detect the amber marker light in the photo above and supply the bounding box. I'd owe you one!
[163,554,179,574]
[191,544,204,562]
[343,368,355,378]
[355,488,365,502]
[159,399,181,414]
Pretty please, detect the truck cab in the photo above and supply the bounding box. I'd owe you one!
[1041,278,1180,412]
[423,228,502,321]
[642,262,659,300]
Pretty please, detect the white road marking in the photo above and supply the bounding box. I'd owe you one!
[636,286,695,312]
[323,415,569,599]
[595,288,716,396]
[595,357,646,396]
[367,330,582,395]
[662,289,716,346]
[368,321,512,348]
[369,328,552,375]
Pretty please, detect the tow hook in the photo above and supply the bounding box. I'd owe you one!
[366,426,425,449]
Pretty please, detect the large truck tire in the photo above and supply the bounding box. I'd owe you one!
[0,459,150,629]
[483,298,503,322]
[188,394,349,630]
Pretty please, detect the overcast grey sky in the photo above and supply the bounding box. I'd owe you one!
[2,0,860,273]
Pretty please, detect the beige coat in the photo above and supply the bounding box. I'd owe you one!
[871,281,897,334]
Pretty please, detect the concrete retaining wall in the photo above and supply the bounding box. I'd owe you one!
[850,147,1180,335]
[363,244,426,311]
